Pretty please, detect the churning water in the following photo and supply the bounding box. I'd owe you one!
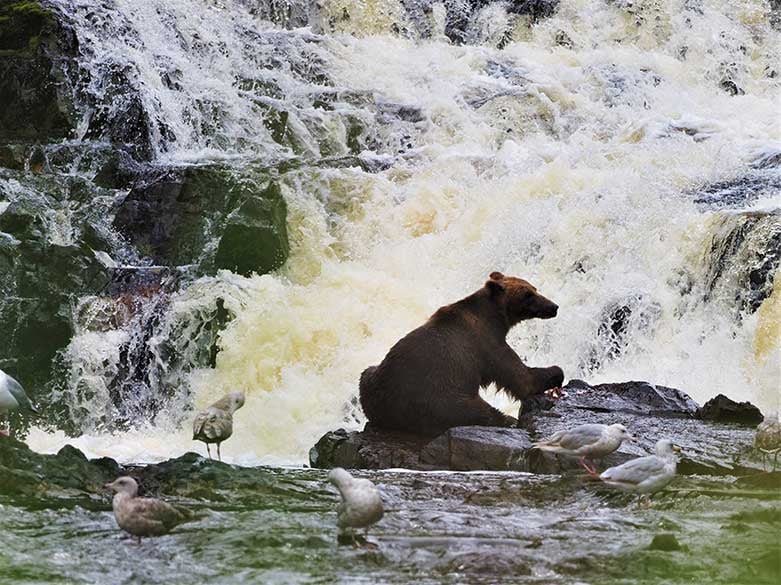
[26,0,781,464]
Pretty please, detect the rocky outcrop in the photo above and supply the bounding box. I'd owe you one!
[310,380,766,476]
[113,165,289,277]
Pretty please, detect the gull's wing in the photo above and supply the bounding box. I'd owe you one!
[3,374,38,413]
[129,497,189,530]
[193,408,232,440]
[555,424,606,450]
[600,455,666,486]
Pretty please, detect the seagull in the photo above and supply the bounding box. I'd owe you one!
[596,439,682,494]
[754,416,781,471]
[0,369,39,437]
[105,477,195,543]
[532,423,634,473]
[192,390,245,461]
[328,467,384,545]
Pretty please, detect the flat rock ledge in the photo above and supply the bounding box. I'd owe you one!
[310,380,768,476]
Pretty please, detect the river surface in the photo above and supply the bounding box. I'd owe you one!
[1,464,779,584]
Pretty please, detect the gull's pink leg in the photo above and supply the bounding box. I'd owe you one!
[579,458,599,476]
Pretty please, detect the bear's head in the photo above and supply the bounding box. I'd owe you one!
[486,272,558,324]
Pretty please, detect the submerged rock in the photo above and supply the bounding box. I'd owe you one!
[648,533,683,552]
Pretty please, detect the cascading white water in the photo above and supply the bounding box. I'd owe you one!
[28,0,780,463]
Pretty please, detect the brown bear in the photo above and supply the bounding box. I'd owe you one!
[359,272,564,436]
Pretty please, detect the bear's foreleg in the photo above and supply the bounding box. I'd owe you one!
[489,344,542,400]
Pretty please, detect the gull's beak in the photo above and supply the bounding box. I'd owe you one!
[626,433,636,441]
[672,444,683,453]
[103,482,115,490]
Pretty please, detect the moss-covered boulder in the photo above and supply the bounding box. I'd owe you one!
[0,1,76,142]
[113,165,289,276]
[0,438,121,497]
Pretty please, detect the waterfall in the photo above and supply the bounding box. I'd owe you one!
[3,0,778,463]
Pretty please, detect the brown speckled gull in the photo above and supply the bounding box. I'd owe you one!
[105,477,193,542]
[192,390,245,461]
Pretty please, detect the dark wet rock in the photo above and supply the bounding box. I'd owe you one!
[0,2,76,142]
[693,173,781,208]
[523,379,700,419]
[719,78,744,96]
[521,381,766,476]
[113,165,289,276]
[312,380,765,475]
[420,426,532,471]
[377,102,425,124]
[309,426,433,470]
[584,296,661,369]
[445,0,560,45]
[648,533,682,551]
[701,210,781,313]
[699,394,764,426]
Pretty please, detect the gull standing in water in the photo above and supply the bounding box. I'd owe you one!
[105,477,195,543]
[328,467,384,546]
[532,423,634,472]
[0,369,39,437]
[597,439,682,494]
[192,390,245,461]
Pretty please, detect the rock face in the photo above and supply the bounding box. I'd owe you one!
[310,380,766,476]
[0,2,75,142]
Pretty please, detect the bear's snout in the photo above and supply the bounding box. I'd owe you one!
[535,298,558,319]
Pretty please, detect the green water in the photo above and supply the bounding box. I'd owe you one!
[1,464,778,584]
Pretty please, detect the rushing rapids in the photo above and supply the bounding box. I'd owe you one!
[0,0,777,465]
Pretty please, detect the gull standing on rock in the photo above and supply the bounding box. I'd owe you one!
[328,467,384,545]
[0,369,39,437]
[532,423,634,473]
[105,477,195,543]
[596,439,682,494]
[192,390,245,461]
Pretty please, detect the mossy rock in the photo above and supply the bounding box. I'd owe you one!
[0,438,121,497]
[0,2,76,141]
[214,182,289,276]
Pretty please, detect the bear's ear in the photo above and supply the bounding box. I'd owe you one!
[486,277,505,295]
[489,271,504,281]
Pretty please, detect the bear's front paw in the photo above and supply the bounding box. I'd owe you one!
[544,387,566,400]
